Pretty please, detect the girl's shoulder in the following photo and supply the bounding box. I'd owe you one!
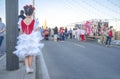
[18,18,23,25]
[34,18,39,28]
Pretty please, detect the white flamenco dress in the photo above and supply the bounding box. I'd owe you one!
[13,19,44,58]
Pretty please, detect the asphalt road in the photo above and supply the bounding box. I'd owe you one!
[42,39,120,79]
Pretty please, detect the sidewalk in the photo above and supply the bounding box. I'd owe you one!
[0,34,48,79]
[0,51,5,58]
[0,55,36,79]
[0,35,36,79]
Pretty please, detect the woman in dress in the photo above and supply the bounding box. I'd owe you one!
[13,5,44,73]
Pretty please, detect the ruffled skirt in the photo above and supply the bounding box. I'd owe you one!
[13,31,44,58]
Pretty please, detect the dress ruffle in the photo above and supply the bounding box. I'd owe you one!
[13,31,44,58]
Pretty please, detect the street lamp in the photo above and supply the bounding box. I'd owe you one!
[32,0,35,6]
[32,0,35,18]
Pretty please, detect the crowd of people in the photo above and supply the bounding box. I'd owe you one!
[41,24,113,48]
[41,26,86,42]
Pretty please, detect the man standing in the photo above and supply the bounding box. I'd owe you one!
[105,26,113,47]
[0,17,6,48]
[54,26,58,42]
[18,10,25,20]
[18,10,26,32]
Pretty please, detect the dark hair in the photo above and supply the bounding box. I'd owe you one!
[24,5,35,16]
[20,10,24,15]
[110,26,113,29]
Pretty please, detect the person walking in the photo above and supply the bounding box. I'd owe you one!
[13,5,44,73]
[69,28,72,39]
[53,26,58,42]
[43,27,49,40]
[18,10,26,20]
[0,17,6,49]
[64,27,68,39]
[101,25,108,45]
[80,28,86,42]
[18,10,26,32]
[72,28,76,39]
[76,27,81,41]
[59,27,65,41]
[105,26,113,47]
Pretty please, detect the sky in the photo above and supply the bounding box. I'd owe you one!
[0,0,120,30]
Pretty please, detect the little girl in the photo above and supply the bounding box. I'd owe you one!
[13,5,44,73]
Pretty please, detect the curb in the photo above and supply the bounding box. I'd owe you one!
[0,54,6,61]
[36,48,50,79]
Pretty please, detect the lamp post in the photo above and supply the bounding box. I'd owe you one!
[32,0,35,6]
[32,0,35,18]
[6,0,19,70]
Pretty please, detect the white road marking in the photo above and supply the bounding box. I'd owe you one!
[40,51,50,79]
[73,43,85,48]
[66,41,85,48]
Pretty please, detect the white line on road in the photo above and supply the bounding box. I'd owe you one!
[66,41,85,48]
[73,43,85,48]
[40,51,50,79]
